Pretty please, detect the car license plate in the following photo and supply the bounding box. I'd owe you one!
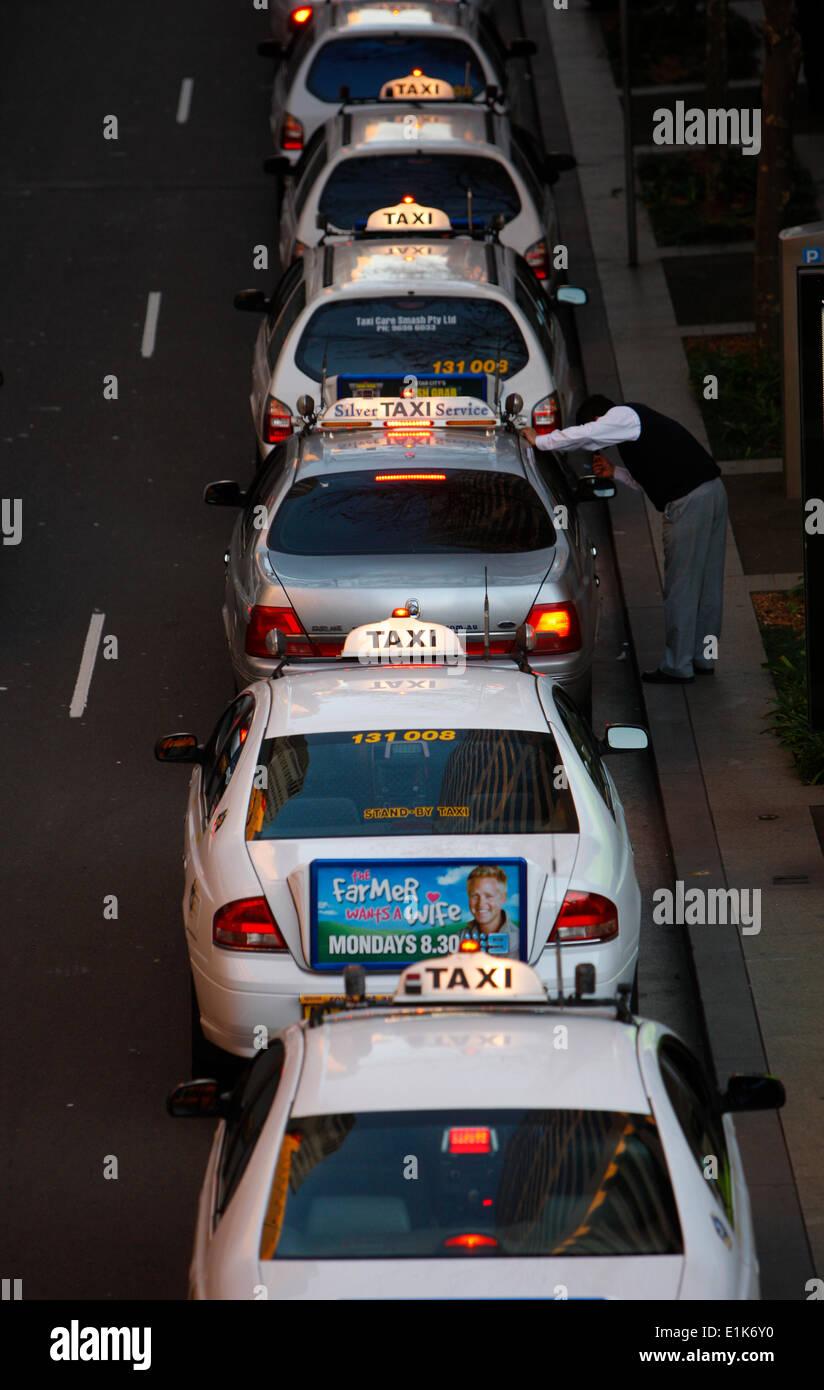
[300,993,394,1018]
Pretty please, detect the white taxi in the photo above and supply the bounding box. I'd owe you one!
[259,1,534,161]
[155,614,646,1069]
[234,237,587,461]
[276,106,573,283]
[168,951,784,1299]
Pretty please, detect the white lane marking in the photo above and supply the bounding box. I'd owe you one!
[176,78,194,124]
[69,612,105,718]
[141,291,162,357]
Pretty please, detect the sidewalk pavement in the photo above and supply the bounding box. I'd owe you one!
[538,0,822,1297]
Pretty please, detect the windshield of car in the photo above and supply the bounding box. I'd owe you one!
[267,468,555,555]
[258,1108,683,1259]
[245,728,576,839]
[305,37,487,101]
[319,154,521,229]
[294,296,529,381]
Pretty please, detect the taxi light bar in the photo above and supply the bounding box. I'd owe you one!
[548,891,619,945]
[533,391,560,436]
[281,113,303,151]
[213,897,287,951]
[322,396,496,428]
[374,473,446,482]
[526,601,581,654]
[246,605,309,658]
[448,1127,492,1155]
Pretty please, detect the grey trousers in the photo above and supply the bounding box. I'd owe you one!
[660,476,728,678]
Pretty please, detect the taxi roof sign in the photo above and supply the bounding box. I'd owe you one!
[395,952,547,1003]
[321,396,497,428]
[341,613,466,664]
[365,200,452,232]
[379,72,455,101]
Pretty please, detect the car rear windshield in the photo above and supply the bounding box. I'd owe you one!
[305,37,487,101]
[258,1108,683,1259]
[294,296,529,381]
[245,728,577,839]
[319,154,521,229]
[267,469,555,555]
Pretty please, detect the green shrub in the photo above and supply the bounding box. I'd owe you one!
[685,339,781,459]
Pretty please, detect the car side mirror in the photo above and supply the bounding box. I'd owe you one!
[154,733,203,764]
[507,37,537,58]
[720,1074,786,1114]
[234,289,270,313]
[263,155,291,178]
[203,480,247,507]
[257,40,283,60]
[556,286,588,306]
[167,1079,234,1117]
[576,473,615,501]
[601,724,649,753]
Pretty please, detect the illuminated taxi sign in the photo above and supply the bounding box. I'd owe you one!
[322,396,496,427]
[365,200,451,232]
[342,615,465,666]
[396,952,547,1002]
[379,72,455,100]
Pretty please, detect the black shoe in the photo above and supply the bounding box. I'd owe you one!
[693,666,715,676]
[642,668,694,685]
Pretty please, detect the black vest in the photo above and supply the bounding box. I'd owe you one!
[618,402,720,511]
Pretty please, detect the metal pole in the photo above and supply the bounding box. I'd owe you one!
[620,0,638,267]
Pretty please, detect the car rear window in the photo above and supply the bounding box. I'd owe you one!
[319,154,521,229]
[245,728,577,839]
[259,1108,683,1259]
[267,468,555,555]
[305,36,487,101]
[294,296,529,382]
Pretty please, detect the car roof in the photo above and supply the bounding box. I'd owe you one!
[302,238,516,299]
[260,664,551,739]
[291,1012,650,1116]
[337,106,505,155]
[327,2,473,35]
[295,424,525,479]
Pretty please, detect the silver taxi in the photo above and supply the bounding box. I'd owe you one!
[203,396,608,709]
[233,238,587,461]
[276,105,573,284]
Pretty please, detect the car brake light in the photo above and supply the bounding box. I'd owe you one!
[291,6,312,23]
[532,391,560,435]
[525,238,549,280]
[443,1234,498,1249]
[281,113,303,151]
[448,1127,492,1154]
[374,472,444,481]
[525,601,581,653]
[548,891,619,944]
[213,897,288,951]
[293,241,308,259]
[245,605,310,658]
[264,394,293,444]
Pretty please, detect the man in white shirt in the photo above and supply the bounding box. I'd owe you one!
[521,394,727,684]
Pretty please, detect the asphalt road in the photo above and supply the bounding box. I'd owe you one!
[0,0,702,1299]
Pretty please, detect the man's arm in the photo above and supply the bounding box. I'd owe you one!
[521,405,641,452]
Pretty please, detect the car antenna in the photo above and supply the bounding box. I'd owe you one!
[320,337,329,408]
[483,564,490,661]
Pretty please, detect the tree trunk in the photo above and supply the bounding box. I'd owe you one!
[705,0,728,218]
[754,1,802,354]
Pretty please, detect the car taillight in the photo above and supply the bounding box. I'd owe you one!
[547,891,619,944]
[291,5,313,23]
[525,601,581,653]
[532,391,560,435]
[264,395,292,444]
[245,605,309,658]
[525,238,549,280]
[293,241,308,260]
[213,897,288,951]
[281,114,303,151]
